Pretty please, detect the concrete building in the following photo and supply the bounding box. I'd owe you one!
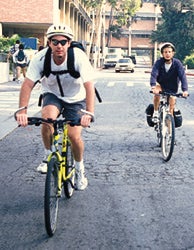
[104,0,162,65]
[0,0,161,65]
[0,0,92,47]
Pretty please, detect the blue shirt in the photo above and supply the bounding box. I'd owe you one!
[150,57,188,93]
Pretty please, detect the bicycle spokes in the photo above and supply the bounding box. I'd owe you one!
[44,157,59,237]
[162,114,175,161]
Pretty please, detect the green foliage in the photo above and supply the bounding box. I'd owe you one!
[115,0,142,26]
[83,0,104,8]
[0,34,20,53]
[109,24,122,38]
[184,54,194,69]
[151,0,194,61]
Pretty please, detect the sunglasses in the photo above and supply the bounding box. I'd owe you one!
[51,39,68,46]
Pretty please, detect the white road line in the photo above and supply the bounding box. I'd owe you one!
[126,82,134,86]
[107,81,115,87]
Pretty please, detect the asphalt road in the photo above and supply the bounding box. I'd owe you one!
[0,68,194,250]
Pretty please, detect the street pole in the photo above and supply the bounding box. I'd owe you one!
[154,4,159,63]
[128,17,132,56]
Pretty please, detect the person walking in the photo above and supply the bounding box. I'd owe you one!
[7,40,20,81]
[15,23,95,191]
[150,42,189,122]
[13,44,29,84]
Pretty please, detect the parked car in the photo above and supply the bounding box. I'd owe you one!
[115,58,135,73]
[103,54,120,68]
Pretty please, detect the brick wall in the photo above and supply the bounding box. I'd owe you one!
[0,0,53,23]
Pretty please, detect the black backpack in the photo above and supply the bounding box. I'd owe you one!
[40,41,102,102]
[145,104,155,127]
[17,50,25,62]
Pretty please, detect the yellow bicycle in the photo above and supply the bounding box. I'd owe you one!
[14,107,91,237]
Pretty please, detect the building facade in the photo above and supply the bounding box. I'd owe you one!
[0,0,92,47]
[0,0,161,65]
[104,1,161,65]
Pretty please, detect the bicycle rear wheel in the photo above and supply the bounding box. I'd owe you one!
[162,114,175,162]
[44,156,59,237]
[64,141,75,198]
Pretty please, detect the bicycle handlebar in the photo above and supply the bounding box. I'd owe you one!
[150,91,189,98]
[14,107,81,127]
[27,117,81,127]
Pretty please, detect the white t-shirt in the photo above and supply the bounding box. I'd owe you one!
[26,47,95,103]
[165,62,172,72]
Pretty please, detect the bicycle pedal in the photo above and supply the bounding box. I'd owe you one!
[57,188,62,197]
[56,193,61,198]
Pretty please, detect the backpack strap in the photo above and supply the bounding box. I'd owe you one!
[43,47,52,77]
[42,47,66,96]
[41,46,102,102]
[56,74,64,97]
[67,47,80,78]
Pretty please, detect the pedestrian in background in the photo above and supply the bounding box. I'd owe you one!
[7,40,20,81]
[13,44,29,84]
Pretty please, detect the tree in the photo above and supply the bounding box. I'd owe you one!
[83,0,142,67]
[107,0,142,45]
[151,0,194,61]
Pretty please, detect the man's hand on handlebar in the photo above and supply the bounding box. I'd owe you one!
[14,106,28,127]
[182,91,189,98]
[80,109,94,128]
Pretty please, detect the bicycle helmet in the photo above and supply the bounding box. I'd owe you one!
[46,24,74,40]
[160,42,175,53]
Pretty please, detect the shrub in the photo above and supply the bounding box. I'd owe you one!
[184,54,194,69]
[0,34,20,53]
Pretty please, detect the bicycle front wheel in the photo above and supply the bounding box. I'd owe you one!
[64,141,75,198]
[44,155,59,237]
[162,114,175,162]
[156,121,162,147]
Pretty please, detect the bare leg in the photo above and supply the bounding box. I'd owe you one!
[153,85,162,111]
[68,125,84,162]
[169,97,176,115]
[16,66,21,80]
[41,105,60,150]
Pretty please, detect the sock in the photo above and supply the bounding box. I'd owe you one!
[75,159,84,171]
[44,149,52,156]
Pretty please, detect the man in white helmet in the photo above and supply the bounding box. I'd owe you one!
[15,23,95,190]
[150,42,188,122]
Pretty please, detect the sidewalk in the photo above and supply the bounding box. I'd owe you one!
[0,79,41,140]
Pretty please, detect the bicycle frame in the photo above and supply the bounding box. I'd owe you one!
[152,91,176,161]
[47,122,75,197]
[14,107,92,237]
[159,95,169,136]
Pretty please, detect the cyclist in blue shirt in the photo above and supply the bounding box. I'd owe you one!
[150,42,189,122]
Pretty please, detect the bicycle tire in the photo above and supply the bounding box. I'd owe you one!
[157,110,163,147]
[64,141,75,198]
[157,122,162,147]
[162,114,175,162]
[44,156,59,237]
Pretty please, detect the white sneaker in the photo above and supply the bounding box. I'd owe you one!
[16,79,21,84]
[37,149,51,174]
[75,169,88,190]
[37,161,47,174]
[152,111,159,123]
